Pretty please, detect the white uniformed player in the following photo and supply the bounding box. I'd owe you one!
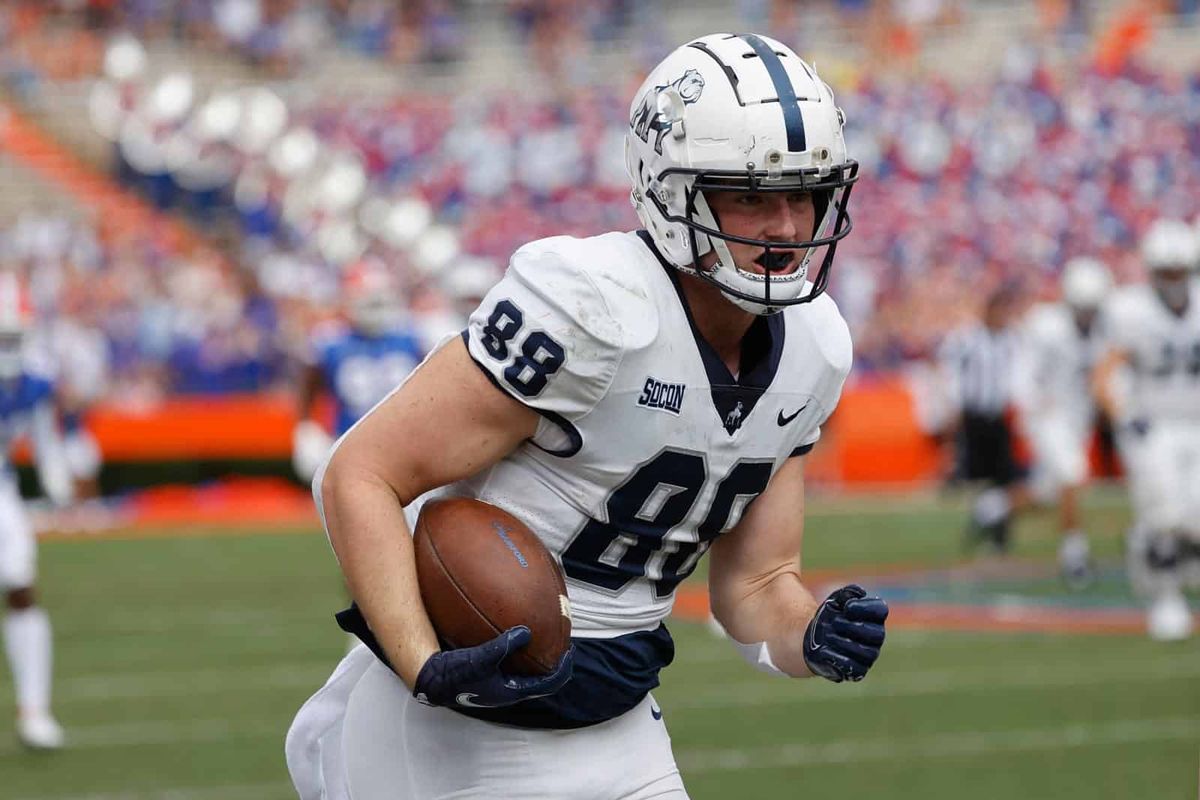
[28,308,110,506]
[1013,257,1112,587]
[0,273,72,749]
[286,34,888,799]
[1095,219,1200,641]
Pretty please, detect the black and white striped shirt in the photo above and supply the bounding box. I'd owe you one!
[938,324,1015,417]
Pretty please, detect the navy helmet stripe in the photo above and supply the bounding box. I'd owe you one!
[740,34,806,152]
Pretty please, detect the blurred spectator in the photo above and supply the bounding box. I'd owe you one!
[7,6,1200,410]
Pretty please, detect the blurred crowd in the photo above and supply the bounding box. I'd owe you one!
[837,56,1200,369]
[96,44,1200,383]
[2,0,1125,92]
[2,208,285,401]
[2,4,1200,403]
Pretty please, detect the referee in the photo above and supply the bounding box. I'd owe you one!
[937,287,1029,550]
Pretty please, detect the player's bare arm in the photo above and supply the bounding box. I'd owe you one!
[708,454,818,676]
[319,336,539,686]
[1092,347,1132,423]
[710,454,888,682]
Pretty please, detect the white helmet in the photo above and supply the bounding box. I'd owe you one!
[625,33,857,314]
[1141,219,1198,312]
[1142,219,1199,273]
[1060,257,1112,311]
[440,255,499,316]
[343,258,400,336]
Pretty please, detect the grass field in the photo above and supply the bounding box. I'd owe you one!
[0,488,1197,799]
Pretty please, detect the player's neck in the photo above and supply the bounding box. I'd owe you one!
[677,272,757,375]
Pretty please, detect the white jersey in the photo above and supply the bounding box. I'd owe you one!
[28,318,110,406]
[442,231,851,638]
[1013,302,1104,426]
[1104,281,1200,422]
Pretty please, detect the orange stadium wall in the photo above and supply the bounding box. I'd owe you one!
[808,375,946,485]
[16,376,948,485]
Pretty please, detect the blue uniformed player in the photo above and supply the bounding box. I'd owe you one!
[292,261,426,483]
[0,273,72,750]
[287,34,889,799]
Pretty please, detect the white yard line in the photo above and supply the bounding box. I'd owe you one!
[13,715,1195,793]
[50,647,1197,707]
[677,716,1200,772]
[61,718,282,749]
[56,662,334,702]
[665,656,1200,709]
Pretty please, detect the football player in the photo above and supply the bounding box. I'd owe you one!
[1095,219,1200,641]
[28,294,110,518]
[0,273,72,749]
[1012,257,1112,587]
[938,287,1026,551]
[286,34,888,799]
[291,259,426,483]
[410,255,502,354]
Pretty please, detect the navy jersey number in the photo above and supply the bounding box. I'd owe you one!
[479,299,565,398]
[562,449,774,598]
[1148,339,1200,380]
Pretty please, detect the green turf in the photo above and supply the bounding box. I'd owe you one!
[0,490,1195,799]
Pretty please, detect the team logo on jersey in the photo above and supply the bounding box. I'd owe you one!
[724,400,745,434]
[631,69,706,155]
[637,376,686,415]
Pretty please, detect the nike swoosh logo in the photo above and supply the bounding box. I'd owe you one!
[455,693,494,708]
[777,403,808,426]
[650,702,663,721]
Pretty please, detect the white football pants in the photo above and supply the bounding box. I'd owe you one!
[1119,420,1200,537]
[1025,414,1090,502]
[0,472,35,590]
[286,645,690,800]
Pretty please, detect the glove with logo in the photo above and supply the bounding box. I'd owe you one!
[413,626,575,709]
[803,584,888,683]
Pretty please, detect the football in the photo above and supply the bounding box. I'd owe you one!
[413,497,572,675]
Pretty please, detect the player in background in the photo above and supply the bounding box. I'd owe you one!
[410,255,502,354]
[291,259,426,484]
[1095,219,1200,641]
[27,290,111,526]
[1011,257,1112,587]
[938,287,1027,551]
[0,273,72,749]
[287,33,887,799]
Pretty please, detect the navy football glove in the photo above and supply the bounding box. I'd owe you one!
[803,584,888,683]
[413,626,575,709]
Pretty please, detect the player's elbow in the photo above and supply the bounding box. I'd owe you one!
[709,580,761,643]
[317,434,415,525]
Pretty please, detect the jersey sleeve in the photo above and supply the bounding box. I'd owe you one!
[792,295,853,455]
[464,242,625,421]
[1101,289,1147,357]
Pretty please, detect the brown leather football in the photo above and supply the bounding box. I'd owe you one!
[413,497,572,676]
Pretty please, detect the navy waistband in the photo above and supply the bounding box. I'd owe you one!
[450,625,676,729]
[336,604,675,730]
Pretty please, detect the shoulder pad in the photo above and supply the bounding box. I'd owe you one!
[512,234,660,351]
[788,291,852,379]
[466,235,651,419]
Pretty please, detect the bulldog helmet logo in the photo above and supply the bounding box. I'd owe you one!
[631,68,706,155]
